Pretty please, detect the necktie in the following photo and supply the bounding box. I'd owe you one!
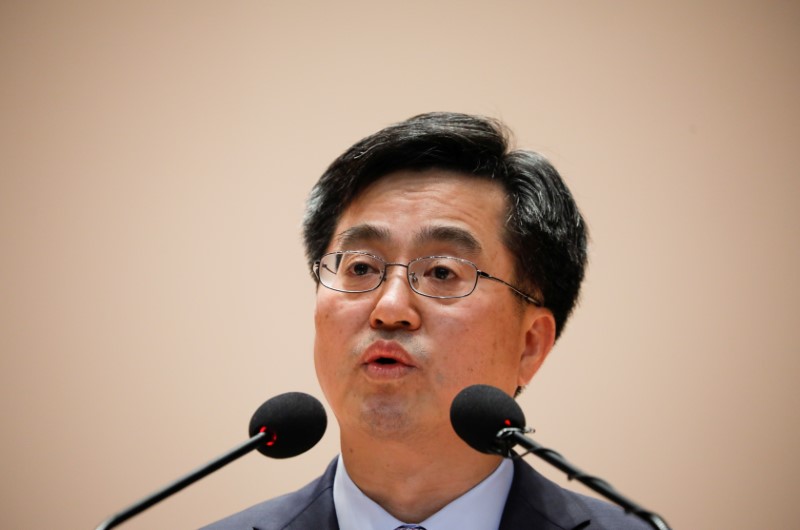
[394,526,427,530]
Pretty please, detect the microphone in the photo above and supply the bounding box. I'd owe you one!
[450,383,526,456]
[95,392,327,530]
[450,384,671,530]
[249,391,329,458]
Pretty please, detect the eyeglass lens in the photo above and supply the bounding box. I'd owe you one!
[317,252,478,298]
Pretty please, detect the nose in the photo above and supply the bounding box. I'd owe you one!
[369,265,422,331]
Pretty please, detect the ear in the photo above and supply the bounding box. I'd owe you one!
[517,307,556,387]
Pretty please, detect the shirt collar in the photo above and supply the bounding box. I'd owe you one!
[333,454,514,530]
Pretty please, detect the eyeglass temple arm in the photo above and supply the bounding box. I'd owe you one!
[477,271,542,307]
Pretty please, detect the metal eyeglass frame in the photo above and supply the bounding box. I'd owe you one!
[312,250,542,306]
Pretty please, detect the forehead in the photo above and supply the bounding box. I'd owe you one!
[330,170,509,257]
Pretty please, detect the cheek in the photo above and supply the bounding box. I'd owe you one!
[425,312,493,382]
[314,293,365,336]
[427,307,525,389]
[313,293,374,374]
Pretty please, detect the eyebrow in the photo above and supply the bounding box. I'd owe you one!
[413,225,482,256]
[334,223,482,257]
[335,224,393,249]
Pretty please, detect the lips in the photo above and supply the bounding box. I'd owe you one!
[361,341,416,366]
[360,341,417,379]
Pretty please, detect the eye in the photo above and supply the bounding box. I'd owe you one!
[351,261,374,276]
[342,257,381,276]
[425,263,458,281]
[428,265,455,280]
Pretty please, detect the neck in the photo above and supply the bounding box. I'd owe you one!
[340,430,502,523]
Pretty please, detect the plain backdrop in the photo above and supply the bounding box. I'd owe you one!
[1,2,798,529]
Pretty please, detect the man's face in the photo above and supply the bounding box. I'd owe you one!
[313,170,554,445]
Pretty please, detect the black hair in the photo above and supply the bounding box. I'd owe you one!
[302,112,587,338]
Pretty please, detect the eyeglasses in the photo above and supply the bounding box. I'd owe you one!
[312,251,542,306]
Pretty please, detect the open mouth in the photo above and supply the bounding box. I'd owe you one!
[374,357,398,365]
[360,341,416,375]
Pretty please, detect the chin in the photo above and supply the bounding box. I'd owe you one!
[355,394,419,438]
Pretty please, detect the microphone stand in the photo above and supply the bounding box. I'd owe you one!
[499,429,671,530]
[95,431,267,530]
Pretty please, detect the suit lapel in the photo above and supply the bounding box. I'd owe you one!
[281,491,339,530]
[254,459,340,530]
[499,458,591,530]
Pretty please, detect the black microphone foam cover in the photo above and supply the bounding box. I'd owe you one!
[450,384,526,455]
[248,392,327,459]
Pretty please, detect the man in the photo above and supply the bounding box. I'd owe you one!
[203,113,650,529]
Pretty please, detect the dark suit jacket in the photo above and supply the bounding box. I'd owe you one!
[201,458,650,529]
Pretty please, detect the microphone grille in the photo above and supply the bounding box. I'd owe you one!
[450,384,526,455]
[248,392,327,459]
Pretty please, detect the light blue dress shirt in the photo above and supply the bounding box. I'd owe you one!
[333,454,514,530]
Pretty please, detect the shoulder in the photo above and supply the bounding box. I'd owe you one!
[503,458,652,530]
[570,495,653,530]
[200,459,338,530]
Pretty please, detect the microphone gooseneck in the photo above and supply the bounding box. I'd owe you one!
[95,392,327,530]
[450,384,672,530]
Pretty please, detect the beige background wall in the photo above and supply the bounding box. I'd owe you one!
[1,2,798,529]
